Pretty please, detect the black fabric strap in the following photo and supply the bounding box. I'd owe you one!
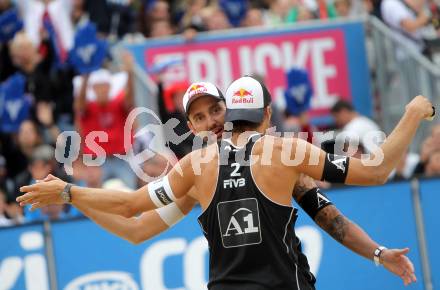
[321,154,350,183]
[298,187,333,219]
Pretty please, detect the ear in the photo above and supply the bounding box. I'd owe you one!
[265,106,272,120]
[187,120,197,135]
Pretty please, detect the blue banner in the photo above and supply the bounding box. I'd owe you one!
[0,223,49,290]
[51,214,209,290]
[296,182,424,290]
[0,180,432,290]
[419,178,440,289]
[49,182,423,290]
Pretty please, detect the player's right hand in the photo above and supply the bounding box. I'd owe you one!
[17,178,68,210]
[405,95,435,120]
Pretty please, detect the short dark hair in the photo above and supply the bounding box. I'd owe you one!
[231,120,260,133]
[331,100,354,113]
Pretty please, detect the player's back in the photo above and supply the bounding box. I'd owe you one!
[197,133,315,290]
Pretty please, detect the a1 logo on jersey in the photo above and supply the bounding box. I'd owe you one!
[217,198,262,248]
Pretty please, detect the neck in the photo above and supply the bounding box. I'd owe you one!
[231,129,263,147]
[346,112,358,123]
[22,57,39,73]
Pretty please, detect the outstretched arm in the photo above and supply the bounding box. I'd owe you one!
[17,154,196,216]
[293,175,417,286]
[76,195,197,244]
[294,95,434,185]
[314,205,416,286]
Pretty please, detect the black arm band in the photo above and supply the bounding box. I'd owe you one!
[298,187,333,219]
[321,153,350,183]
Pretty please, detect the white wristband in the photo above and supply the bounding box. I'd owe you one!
[147,175,177,207]
[155,202,185,227]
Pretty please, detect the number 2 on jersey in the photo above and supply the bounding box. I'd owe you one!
[231,163,241,177]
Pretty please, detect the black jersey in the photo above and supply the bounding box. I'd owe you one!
[198,134,316,290]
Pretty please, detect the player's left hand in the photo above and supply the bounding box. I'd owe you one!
[17,176,67,211]
[381,248,417,286]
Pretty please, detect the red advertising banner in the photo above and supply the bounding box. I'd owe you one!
[127,22,371,121]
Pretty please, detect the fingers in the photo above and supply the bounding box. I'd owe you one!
[400,255,417,286]
[400,268,417,286]
[400,270,410,286]
[20,184,38,193]
[44,174,57,181]
[36,174,58,183]
[395,247,410,255]
[410,273,417,284]
[404,256,415,273]
[17,192,36,204]
[17,192,42,206]
[385,248,417,286]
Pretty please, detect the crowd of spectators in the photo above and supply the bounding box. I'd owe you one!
[0,0,439,227]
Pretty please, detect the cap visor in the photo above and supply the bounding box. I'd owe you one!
[185,93,223,113]
[225,108,264,123]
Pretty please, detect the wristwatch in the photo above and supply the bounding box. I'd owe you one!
[374,246,387,266]
[60,183,73,203]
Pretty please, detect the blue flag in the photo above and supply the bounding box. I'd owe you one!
[220,0,248,27]
[69,22,108,74]
[148,57,184,74]
[0,73,31,133]
[0,8,23,43]
[284,68,313,116]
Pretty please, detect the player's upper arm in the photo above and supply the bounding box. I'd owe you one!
[291,138,386,185]
[128,154,196,215]
[167,153,196,199]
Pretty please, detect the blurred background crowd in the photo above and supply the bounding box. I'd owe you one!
[0,0,439,227]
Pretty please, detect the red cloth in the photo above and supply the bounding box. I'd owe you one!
[300,124,315,143]
[318,2,329,19]
[163,81,189,112]
[80,91,133,156]
[41,8,67,63]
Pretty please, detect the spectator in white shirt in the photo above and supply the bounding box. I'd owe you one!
[17,0,74,56]
[381,0,434,53]
[331,100,384,153]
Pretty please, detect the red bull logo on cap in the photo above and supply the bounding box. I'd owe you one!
[188,84,208,98]
[232,88,254,104]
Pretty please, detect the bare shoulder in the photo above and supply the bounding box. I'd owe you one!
[257,135,293,148]
[176,142,218,177]
[188,142,218,162]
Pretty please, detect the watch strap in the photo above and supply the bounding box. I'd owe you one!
[374,246,387,266]
[62,183,73,203]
